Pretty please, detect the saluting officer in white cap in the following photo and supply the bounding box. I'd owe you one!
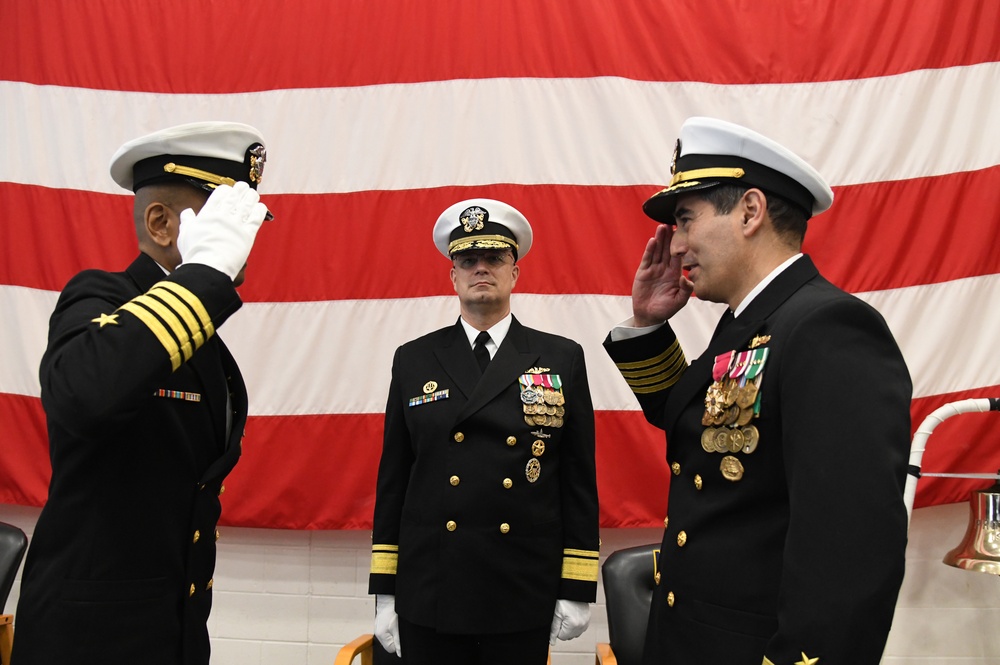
[13,122,272,665]
[369,199,600,664]
[603,118,912,665]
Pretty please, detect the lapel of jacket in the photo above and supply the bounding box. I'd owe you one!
[203,340,246,478]
[433,320,483,401]
[664,256,820,431]
[454,316,540,424]
[127,253,230,450]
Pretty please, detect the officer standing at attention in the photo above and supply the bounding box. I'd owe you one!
[12,121,271,665]
[369,199,600,665]
[604,117,912,665]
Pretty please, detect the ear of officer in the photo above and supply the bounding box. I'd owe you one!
[108,121,273,284]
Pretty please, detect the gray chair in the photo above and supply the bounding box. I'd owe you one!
[0,521,27,665]
[596,543,659,665]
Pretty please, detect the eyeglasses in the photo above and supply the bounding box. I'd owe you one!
[453,251,514,270]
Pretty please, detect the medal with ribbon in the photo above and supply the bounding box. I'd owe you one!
[701,343,770,480]
[520,373,565,428]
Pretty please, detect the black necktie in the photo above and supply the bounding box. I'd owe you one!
[474,331,491,374]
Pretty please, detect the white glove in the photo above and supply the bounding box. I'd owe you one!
[374,594,402,657]
[177,181,269,281]
[549,599,591,645]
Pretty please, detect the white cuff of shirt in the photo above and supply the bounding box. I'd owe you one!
[610,317,666,342]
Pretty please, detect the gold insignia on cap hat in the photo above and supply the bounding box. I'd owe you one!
[433,198,533,259]
[460,206,487,233]
[249,144,266,184]
[670,139,681,176]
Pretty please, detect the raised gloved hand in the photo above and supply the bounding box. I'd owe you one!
[549,599,591,645]
[177,181,269,281]
[374,594,402,657]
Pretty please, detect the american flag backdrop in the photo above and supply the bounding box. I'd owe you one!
[1,0,999,529]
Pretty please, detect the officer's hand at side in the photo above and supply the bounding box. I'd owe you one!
[374,594,402,657]
[177,181,269,281]
[549,599,591,645]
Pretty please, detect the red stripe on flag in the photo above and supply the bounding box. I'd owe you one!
[0,394,50,506]
[803,168,1000,294]
[219,413,384,530]
[6,388,997,529]
[4,170,1000,299]
[910,386,1000,510]
[1,0,996,92]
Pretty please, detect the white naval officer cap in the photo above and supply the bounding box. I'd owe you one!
[433,198,533,261]
[109,121,268,194]
[643,117,834,223]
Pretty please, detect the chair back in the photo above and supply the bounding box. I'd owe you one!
[602,543,659,665]
[0,522,27,611]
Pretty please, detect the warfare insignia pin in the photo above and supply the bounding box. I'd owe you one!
[526,458,541,483]
[750,334,771,349]
[423,381,438,394]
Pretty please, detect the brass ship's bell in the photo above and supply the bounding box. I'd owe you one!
[943,480,1000,575]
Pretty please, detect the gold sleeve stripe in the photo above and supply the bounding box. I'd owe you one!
[615,340,687,394]
[561,555,599,582]
[148,288,209,351]
[132,295,195,363]
[624,362,686,389]
[613,340,683,370]
[153,281,216,338]
[622,362,685,386]
[563,548,599,559]
[617,342,684,379]
[370,552,398,575]
[119,302,182,371]
[372,544,399,552]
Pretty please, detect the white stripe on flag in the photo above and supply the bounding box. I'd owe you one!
[3,273,998,412]
[3,62,999,195]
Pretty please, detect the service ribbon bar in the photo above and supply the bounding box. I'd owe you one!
[408,389,449,407]
[154,389,202,402]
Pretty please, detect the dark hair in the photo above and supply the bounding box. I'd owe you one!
[699,184,808,245]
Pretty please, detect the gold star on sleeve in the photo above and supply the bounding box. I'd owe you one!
[795,653,820,665]
[91,313,120,328]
